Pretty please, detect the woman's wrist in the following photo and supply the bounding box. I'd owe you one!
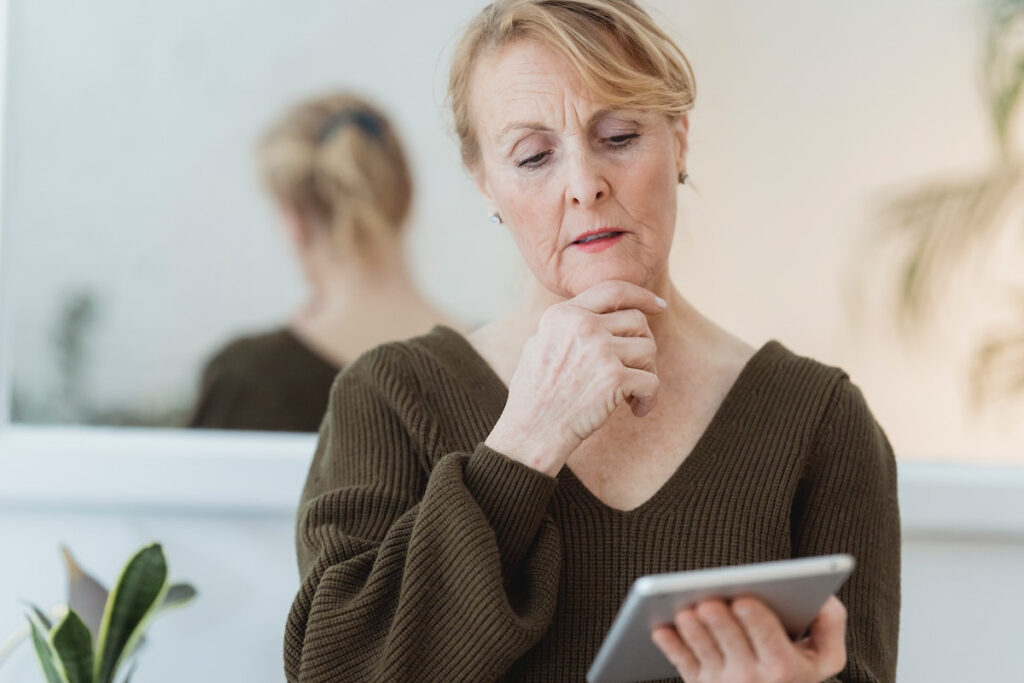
[484,418,571,477]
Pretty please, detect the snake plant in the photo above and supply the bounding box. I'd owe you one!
[7,543,196,683]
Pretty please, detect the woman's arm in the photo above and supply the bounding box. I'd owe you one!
[284,347,562,682]
[791,377,901,683]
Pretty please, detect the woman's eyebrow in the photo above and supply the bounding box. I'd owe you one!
[498,121,551,144]
[590,108,646,126]
[498,109,644,146]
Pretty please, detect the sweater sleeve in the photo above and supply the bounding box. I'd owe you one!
[284,347,563,682]
[792,377,901,683]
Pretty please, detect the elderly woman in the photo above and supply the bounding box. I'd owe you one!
[285,1,900,681]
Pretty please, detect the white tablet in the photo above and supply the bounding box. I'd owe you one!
[586,554,855,683]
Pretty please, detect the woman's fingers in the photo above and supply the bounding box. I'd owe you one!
[621,368,660,416]
[610,336,657,372]
[599,308,654,338]
[487,280,664,469]
[731,596,794,664]
[696,599,756,668]
[732,595,849,681]
[656,597,849,683]
[674,607,723,670]
[805,596,848,676]
[651,626,699,679]
[571,280,667,316]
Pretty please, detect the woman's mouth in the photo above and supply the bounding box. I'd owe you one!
[572,231,625,253]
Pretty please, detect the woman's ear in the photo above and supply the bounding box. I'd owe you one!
[673,113,690,173]
[280,205,314,250]
[472,165,505,222]
[472,165,495,205]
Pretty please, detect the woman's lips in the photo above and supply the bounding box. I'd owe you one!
[572,231,624,253]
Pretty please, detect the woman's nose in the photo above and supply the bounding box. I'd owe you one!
[566,151,609,209]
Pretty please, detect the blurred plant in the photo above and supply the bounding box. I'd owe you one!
[0,544,196,683]
[53,292,99,421]
[870,0,1024,408]
[10,289,192,427]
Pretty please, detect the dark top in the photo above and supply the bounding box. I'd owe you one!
[190,327,340,432]
[286,326,900,682]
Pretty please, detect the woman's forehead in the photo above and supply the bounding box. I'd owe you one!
[471,41,643,139]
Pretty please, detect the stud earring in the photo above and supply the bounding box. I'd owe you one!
[488,212,503,225]
[678,171,690,185]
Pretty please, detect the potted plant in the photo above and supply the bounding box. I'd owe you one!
[1,543,196,683]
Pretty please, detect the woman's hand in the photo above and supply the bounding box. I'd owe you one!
[651,596,848,683]
[485,280,665,476]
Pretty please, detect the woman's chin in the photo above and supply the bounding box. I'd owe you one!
[555,265,660,298]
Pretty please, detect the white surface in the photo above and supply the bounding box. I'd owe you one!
[2,426,1023,536]
[0,0,12,426]
[0,427,315,513]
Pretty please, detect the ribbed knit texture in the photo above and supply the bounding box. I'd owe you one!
[190,327,340,432]
[285,326,900,682]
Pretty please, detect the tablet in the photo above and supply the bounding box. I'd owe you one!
[586,554,855,683]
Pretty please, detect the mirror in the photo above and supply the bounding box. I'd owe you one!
[3,0,514,429]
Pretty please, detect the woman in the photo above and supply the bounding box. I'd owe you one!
[285,2,899,681]
[190,92,455,431]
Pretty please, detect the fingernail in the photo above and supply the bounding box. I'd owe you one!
[655,296,668,308]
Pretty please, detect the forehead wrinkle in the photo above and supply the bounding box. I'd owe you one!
[496,88,566,141]
[495,87,606,149]
[477,41,606,144]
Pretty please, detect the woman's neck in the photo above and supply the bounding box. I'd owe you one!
[290,239,457,366]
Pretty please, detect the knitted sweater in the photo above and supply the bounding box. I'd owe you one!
[285,326,900,682]
[190,328,340,432]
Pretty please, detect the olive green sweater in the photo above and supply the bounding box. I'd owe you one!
[190,328,340,432]
[285,326,900,682]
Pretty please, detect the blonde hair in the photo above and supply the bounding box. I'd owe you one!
[448,0,696,168]
[257,93,413,259]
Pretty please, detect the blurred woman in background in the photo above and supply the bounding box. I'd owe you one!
[190,92,455,431]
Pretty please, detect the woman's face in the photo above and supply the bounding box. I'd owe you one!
[470,39,688,298]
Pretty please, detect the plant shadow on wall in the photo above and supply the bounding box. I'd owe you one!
[864,0,1024,411]
[11,291,191,427]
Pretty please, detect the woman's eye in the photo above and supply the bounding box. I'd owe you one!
[517,150,551,168]
[606,133,640,147]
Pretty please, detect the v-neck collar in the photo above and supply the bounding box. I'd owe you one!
[428,325,781,516]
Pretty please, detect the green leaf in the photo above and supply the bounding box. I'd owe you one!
[61,545,110,640]
[52,611,94,683]
[115,660,137,683]
[3,606,69,667]
[93,544,169,683]
[26,602,55,631]
[27,614,67,683]
[158,583,197,613]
